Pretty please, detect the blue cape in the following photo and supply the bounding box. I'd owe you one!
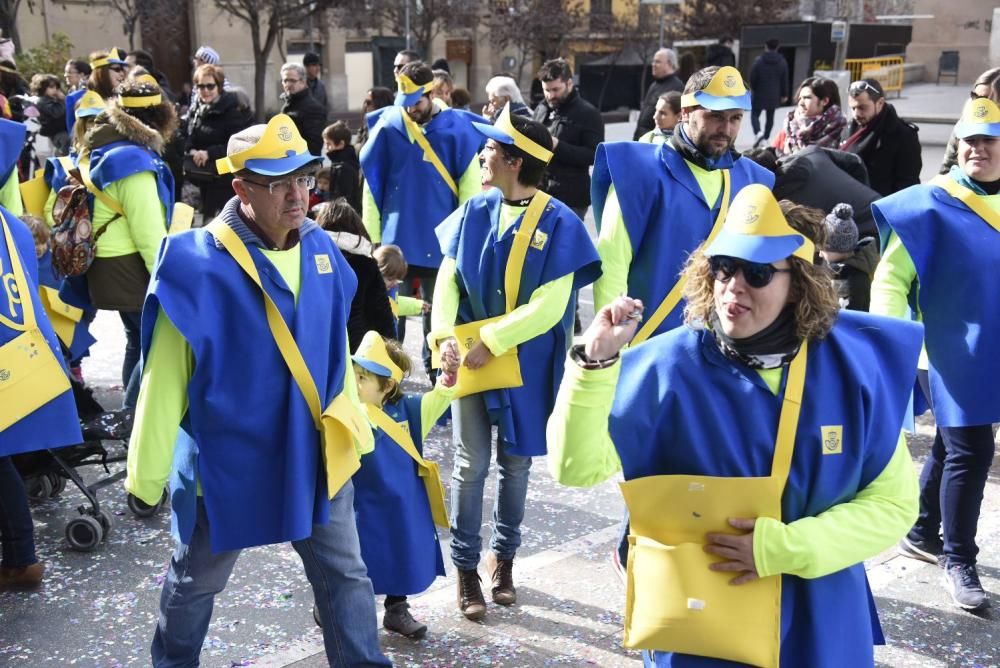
[0,118,26,185]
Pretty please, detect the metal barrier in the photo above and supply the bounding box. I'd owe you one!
[844,56,905,96]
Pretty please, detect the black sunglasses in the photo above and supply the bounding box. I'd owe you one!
[196,83,217,90]
[109,65,125,73]
[849,80,881,97]
[710,256,790,289]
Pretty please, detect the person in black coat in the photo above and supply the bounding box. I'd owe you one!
[314,198,396,352]
[322,121,362,213]
[633,48,684,140]
[185,64,254,217]
[705,37,736,68]
[749,39,789,146]
[279,62,326,156]
[532,58,604,216]
[841,78,921,196]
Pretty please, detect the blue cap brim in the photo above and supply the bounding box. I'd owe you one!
[243,152,321,176]
[954,121,1000,140]
[705,232,805,264]
[107,57,129,66]
[692,90,753,111]
[352,356,394,378]
[75,108,103,118]
[395,89,425,107]
[471,120,515,145]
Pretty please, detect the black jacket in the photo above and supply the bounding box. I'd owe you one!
[633,74,684,140]
[706,44,736,68]
[328,235,396,353]
[749,51,789,110]
[532,88,604,209]
[326,145,361,213]
[842,103,921,197]
[280,88,326,156]
[185,92,254,169]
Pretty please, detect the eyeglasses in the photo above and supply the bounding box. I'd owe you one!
[241,175,315,195]
[196,83,217,91]
[849,80,881,97]
[282,77,301,85]
[709,256,791,289]
[393,63,404,71]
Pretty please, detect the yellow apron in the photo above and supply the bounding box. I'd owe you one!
[620,341,808,668]
[0,209,72,431]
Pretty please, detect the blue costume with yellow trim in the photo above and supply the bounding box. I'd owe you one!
[436,188,601,456]
[0,119,25,186]
[353,395,445,594]
[141,222,357,552]
[360,106,482,269]
[872,184,1000,427]
[610,311,922,667]
[0,205,82,456]
[591,142,774,337]
[88,139,175,219]
[64,89,86,134]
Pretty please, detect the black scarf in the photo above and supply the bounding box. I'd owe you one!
[709,305,801,369]
[670,123,739,171]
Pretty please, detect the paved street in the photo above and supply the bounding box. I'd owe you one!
[2,83,998,667]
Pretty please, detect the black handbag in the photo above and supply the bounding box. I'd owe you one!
[183,155,217,184]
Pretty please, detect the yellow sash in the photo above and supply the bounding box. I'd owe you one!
[365,403,449,528]
[18,169,49,219]
[630,170,731,347]
[0,210,72,431]
[620,341,807,668]
[39,286,83,348]
[401,110,458,196]
[931,175,1000,234]
[450,192,552,398]
[169,203,195,235]
[206,220,372,498]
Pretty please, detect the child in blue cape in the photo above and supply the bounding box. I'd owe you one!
[350,331,455,639]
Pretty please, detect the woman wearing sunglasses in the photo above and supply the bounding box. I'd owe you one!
[184,63,253,217]
[547,184,923,667]
[871,97,1000,612]
[939,67,1000,175]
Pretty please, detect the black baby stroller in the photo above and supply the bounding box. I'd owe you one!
[13,379,168,551]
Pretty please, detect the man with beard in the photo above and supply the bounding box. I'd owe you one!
[592,66,775,343]
[360,60,482,376]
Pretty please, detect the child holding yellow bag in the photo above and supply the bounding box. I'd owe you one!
[350,331,455,639]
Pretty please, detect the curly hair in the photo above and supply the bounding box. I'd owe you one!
[682,200,840,341]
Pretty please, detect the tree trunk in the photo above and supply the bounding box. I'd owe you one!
[0,6,22,53]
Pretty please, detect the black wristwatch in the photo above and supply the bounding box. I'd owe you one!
[570,344,620,370]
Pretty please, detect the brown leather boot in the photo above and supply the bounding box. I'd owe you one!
[485,551,516,605]
[456,568,487,621]
[0,562,44,590]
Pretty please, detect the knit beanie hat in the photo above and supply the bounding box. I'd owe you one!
[194,46,220,65]
[823,203,858,253]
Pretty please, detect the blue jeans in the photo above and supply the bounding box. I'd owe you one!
[911,371,997,566]
[151,482,390,667]
[449,394,533,570]
[0,456,37,568]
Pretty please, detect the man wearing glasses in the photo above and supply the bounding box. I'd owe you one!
[841,78,921,196]
[280,61,326,156]
[126,115,390,667]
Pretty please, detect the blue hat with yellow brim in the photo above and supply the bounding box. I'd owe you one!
[352,331,404,383]
[954,97,1000,140]
[91,47,128,69]
[74,90,106,118]
[472,102,554,164]
[704,184,815,264]
[395,73,434,106]
[216,113,320,176]
[680,66,752,111]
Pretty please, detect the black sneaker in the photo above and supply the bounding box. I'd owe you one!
[942,562,989,611]
[898,534,943,565]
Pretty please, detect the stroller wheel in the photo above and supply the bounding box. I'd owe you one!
[97,509,113,537]
[127,491,164,518]
[48,472,67,497]
[66,515,103,552]
[26,475,54,500]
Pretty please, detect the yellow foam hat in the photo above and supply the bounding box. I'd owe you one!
[395,73,434,105]
[705,184,814,264]
[215,113,316,176]
[74,90,106,118]
[472,102,554,164]
[955,97,1000,139]
[352,331,404,383]
[681,66,752,111]
[91,48,128,69]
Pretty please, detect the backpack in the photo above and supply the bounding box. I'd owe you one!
[50,183,120,278]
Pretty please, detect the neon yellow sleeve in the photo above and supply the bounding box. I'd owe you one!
[43,187,57,227]
[428,256,460,346]
[870,232,917,320]
[593,187,633,310]
[546,355,623,487]
[396,295,424,317]
[361,180,382,244]
[418,384,456,440]
[101,173,167,272]
[753,433,918,579]
[1,171,24,216]
[125,307,192,506]
[457,156,482,205]
[479,273,574,356]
